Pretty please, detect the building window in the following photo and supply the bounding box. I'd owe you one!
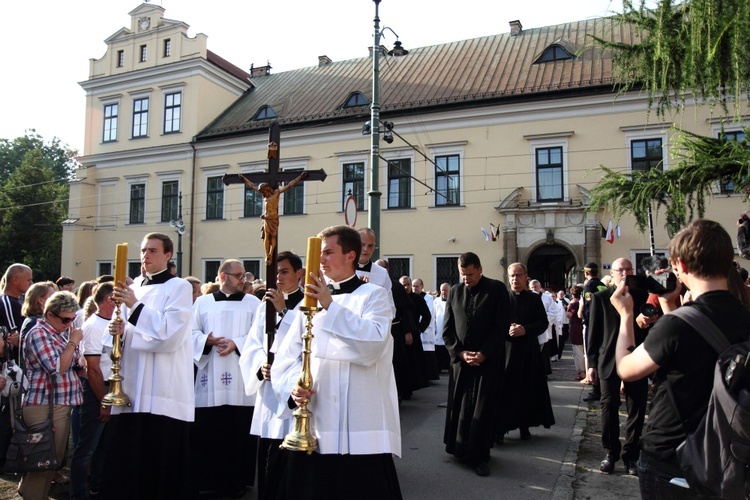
[116,50,124,67]
[283,170,304,215]
[161,180,179,222]
[103,103,118,143]
[164,92,181,134]
[204,260,221,283]
[206,176,224,220]
[387,159,411,209]
[386,257,411,281]
[98,262,113,276]
[243,260,261,280]
[435,154,460,206]
[343,162,365,211]
[343,92,369,108]
[129,183,145,224]
[535,45,574,63]
[132,98,149,138]
[139,45,147,63]
[253,106,277,120]
[163,39,171,57]
[718,130,746,193]
[244,184,263,217]
[535,146,564,201]
[436,256,461,287]
[631,138,663,172]
[127,262,142,279]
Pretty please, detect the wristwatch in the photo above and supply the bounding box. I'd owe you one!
[280,307,288,318]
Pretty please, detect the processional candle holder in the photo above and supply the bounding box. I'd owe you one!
[280,236,321,454]
[102,243,132,408]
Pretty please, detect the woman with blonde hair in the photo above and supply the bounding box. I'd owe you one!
[18,291,84,498]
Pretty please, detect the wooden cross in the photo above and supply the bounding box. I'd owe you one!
[223,122,326,363]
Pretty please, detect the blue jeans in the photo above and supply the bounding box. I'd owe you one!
[70,380,107,499]
[638,452,720,500]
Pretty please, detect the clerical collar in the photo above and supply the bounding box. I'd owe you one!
[357,261,373,272]
[142,269,175,286]
[213,291,245,302]
[283,288,303,300]
[327,275,364,295]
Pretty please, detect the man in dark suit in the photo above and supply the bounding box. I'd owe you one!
[443,252,509,476]
[586,258,649,476]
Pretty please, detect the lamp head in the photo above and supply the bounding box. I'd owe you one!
[388,40,409,57]
[362,121,371,135]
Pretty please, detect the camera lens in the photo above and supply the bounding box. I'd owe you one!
[640,303,657,317]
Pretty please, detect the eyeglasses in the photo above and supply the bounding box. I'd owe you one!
[509,274,527,278]
[612,268,633,274]
[224,272,247,281]
[51,311,75,325]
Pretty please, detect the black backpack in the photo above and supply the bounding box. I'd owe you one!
[738,218,750,260]
[667,307,750,499]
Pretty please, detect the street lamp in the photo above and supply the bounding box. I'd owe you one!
[169,192,186,276]
[368,0,407,260]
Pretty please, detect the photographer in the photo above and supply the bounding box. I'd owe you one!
[612,219,750,498]
[635,257,680,330]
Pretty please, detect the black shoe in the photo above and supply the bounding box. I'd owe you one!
[600,456,616,474]
[623,459,638,476]
[474,462,490,476]
[520,428,531,440]
[495,434,504,445]
[583,391,601,402]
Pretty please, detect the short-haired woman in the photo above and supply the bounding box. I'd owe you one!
[18,291,83,498]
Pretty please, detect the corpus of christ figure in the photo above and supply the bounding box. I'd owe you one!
[240,171,308,265]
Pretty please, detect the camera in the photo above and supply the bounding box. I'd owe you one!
[625,273,677,295]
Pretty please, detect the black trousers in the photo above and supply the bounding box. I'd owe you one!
[600,374,648,462]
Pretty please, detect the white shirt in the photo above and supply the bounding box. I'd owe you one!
[434,298,447,346]
[419,293,437,352]
[81,314,112,380]
[192,292,261,407]
[272,282,400,456]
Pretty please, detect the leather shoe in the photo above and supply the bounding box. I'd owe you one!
[583,391,601,402]
[520,428,531,440]
[474,462,490,476]
[623,459,638,476]
[600,456,616,474]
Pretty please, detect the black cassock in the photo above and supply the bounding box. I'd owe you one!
[496,290,555,435]
[442,275,509,465]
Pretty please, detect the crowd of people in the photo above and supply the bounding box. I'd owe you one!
[0,217,746,498]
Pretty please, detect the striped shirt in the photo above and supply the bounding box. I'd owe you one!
[23,319,83,406]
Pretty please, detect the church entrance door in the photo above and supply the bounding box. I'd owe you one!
[526,244,576,292]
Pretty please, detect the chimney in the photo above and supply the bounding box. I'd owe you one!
[368,45,387,58]
[509,20,523,36]
[318,55,332,67]
[250,63,272,78]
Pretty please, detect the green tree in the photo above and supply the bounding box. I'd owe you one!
[0,130,79,184]
[0,150,69,280]
[588,0,750,231]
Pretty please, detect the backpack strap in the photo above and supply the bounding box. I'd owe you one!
[668,307,731,355]
[663,306,730,435]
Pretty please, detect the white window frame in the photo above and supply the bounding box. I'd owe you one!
[280,160,308,215]
[529,138,569,203]
[624,129,669,173]
[125,174,149,225]
[429,142,465,208]
[382,148,415,210]
[202,166,228,221]
[338,153,368,212]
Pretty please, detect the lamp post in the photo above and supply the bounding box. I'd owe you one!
[368,0,407,260]
[369,0,383,260]
[170,192,186,276]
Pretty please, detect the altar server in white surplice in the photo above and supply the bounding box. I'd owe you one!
[240,251,305,499]
[191,259,261,497]
[266,225,402,500]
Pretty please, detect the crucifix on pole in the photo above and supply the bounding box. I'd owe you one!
[222,122,326,363]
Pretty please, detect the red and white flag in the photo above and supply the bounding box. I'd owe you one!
[605,219,615,244]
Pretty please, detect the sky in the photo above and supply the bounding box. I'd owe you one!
[1,0,624,154]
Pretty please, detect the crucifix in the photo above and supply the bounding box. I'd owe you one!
[223,122,326,363]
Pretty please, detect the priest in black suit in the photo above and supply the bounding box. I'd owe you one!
[495,263,554,443]
[586,258,649,476]
[443,252,509,476]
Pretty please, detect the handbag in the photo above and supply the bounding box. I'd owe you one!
[3,372,58,473]
[1,324,30,398]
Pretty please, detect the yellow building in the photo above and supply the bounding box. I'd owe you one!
[63,4,748,290]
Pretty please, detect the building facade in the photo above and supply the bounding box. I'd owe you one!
[63,4,748,290]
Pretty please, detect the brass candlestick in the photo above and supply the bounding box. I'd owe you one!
[101,298,131,408]
[102,244,131,408]
[280,306,319,454]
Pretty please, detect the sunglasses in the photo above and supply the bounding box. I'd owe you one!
[51,311,75,325]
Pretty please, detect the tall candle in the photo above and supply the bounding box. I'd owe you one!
[115,243,128,285]
[303,237,322,308]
